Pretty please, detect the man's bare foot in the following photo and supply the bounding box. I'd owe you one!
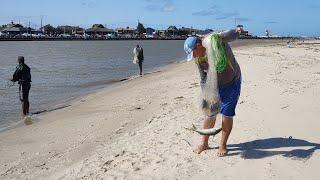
[217,145,227,157]
[193,144,208,154]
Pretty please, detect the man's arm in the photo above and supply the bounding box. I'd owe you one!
[219,29,239,43]
[141,48,144,60]
[11,67,20,82]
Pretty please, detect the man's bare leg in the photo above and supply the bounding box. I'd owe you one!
[193,117,216,154]
[218,115,233,156]
[22,101,27,116]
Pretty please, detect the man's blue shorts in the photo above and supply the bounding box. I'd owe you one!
[218,77,241,117]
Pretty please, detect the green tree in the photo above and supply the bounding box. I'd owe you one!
[43,24,56,35]
[92,24,105,28]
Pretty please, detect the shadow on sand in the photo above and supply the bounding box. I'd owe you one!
[226,137,320,160]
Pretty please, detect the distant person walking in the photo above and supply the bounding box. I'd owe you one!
[11,56,32,118]
[133,44,144,76]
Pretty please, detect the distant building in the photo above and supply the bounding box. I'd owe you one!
[85,24,114,36]
[0,25,5,31]
[116,27,136,36]
[145,27,155,36]
[178,27,211,36]
[178,27,192,36]
[236,25,250,37]
[57,25,85,35]
[1,22,27,36]
[156,30,166,37]
[166,26,179,36]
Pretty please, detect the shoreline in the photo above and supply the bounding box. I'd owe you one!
[0,39,319,179]
[0,38,286,132]
[0,59,183,133]
[0,38,280,133]
[0,39,281,133]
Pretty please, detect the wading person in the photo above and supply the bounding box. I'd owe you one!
[133,44,144,76]
[11,56,32,118]
[185,29,241,156]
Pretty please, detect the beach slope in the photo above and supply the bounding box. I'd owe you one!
[0,40,319,179]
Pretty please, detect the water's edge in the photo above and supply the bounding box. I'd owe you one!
[0,39,285,133]
[0,59,186,133]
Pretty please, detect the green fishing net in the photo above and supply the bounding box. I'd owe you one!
[211,33,227,73]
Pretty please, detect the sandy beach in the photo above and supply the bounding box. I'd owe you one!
[0,40,319,179]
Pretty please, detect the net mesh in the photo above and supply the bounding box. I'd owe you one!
[199,33,221,117]
[211,33,228,73]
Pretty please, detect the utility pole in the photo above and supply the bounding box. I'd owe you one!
[40,15,43,33]
[28,21,30,36]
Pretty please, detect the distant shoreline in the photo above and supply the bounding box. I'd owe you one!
[0,36,302,41]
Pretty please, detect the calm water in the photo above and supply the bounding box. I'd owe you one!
[0,40,185,131]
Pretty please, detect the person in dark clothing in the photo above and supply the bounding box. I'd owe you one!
[11,56,31,116]
[133,44,144,76]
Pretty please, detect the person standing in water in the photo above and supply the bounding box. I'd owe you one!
[185,29,241,156]
[133,44,144,76]
[11,56,32,117]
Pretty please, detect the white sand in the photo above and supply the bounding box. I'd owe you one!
[0,40,319,179]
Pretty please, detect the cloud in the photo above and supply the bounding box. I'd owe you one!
[145,4,160,11]
[81,1,97,8]
[144,0,176,13]
[192,5,219,16]
[162,3,175,12]
[264,21,278,24]
[235,17,252,22]
[192,10,218,16]
[215,12,239,20]
[192,6,239,20]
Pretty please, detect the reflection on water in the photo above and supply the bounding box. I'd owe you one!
[0,40,185,130]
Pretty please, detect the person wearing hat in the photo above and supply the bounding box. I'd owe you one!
[184,29,241,156]
[11,56,32,117]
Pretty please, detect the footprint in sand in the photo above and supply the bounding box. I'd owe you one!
[160,102,168,106]
[101,160,114,172]
[174,96,185,102]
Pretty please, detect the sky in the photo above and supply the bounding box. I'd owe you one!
[0,0,319,36]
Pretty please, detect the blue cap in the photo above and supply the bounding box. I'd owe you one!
[184,37,197,61]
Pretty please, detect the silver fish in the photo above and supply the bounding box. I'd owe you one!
[185,124,222,136]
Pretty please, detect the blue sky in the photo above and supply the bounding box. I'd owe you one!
[0,0,319,36]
